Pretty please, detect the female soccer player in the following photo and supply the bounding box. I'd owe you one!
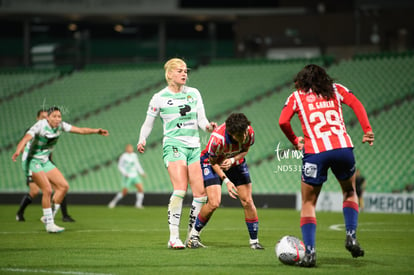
[187,113,264,250]
[12,106,109,233]
[137,58,217,249]
[16,109,75,222]
[279,64,374,267]
[108,144,146,208]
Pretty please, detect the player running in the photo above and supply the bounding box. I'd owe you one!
[12,106,109,233]
[137,58,217,249]
[108,144,146,208]
[187,113,264,250]
[279,64,374,267]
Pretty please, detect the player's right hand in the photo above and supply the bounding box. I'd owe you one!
[220,158,233,171]
[294,136,304,151]
[137,140,146,153]
[362,131,374,146]
[12,152,19,162]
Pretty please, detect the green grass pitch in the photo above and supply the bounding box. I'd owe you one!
[0,205,413,275]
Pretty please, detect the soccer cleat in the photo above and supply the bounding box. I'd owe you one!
[167,238,185,249]
[108,201,116,209]
[62,215,75,222]
[46,223,65,233]
[16,212,25,222]
[40,216,46,224]
[250,242,265,250]
[298,252,316,267]
[187,235,206,249]
[345,235,365,258]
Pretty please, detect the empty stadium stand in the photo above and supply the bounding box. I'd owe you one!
[1,54,413,194]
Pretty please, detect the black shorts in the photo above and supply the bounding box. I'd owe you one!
[201,161,251,187]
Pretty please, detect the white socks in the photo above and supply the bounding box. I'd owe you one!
[168,190,185,240]
[111,192,123,205]
[167,192,208,242]
[188,196,208,237]
[43,208,54,225]
[136,192,144,208]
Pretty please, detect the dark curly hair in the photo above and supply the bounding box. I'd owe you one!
[294,64,334,99]
[225,113,251,135]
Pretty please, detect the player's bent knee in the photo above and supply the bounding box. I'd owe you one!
[207,199,221,210]
[42,187,53,197]
[240,198,254,209]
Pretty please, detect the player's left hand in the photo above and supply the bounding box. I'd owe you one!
[97,129,109,136]
[206,122,217,132]
[226,181,238,199]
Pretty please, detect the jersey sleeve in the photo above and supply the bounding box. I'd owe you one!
[248,126,255,146]
[138,115,156,145]
[26,120,43,137]
[336,84,372,133]
[146,94,161,117]
[195,89,210,131]
[138,94,159,144]
[279,94,299,145]
[61,121,72,132]
[207,133,223,159]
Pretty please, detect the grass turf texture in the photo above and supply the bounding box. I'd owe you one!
[0,205,413,275]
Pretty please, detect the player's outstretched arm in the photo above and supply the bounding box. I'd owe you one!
[70,126,109,136]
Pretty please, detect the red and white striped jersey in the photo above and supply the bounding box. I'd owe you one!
[279,83,372,154]
[201,123,255,166]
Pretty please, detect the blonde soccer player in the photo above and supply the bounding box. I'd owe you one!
[137,58,217,249]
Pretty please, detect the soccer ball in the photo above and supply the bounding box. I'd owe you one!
[275,235,306,265]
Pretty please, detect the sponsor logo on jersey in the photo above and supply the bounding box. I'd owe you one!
[306,94,316,103]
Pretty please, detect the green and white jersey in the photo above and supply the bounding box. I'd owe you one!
[22,119,72,163]
[118,152,144,178]
[147,86,209,148]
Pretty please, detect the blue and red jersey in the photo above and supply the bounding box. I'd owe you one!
[279,83,372,154]
[201,123,255,166]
